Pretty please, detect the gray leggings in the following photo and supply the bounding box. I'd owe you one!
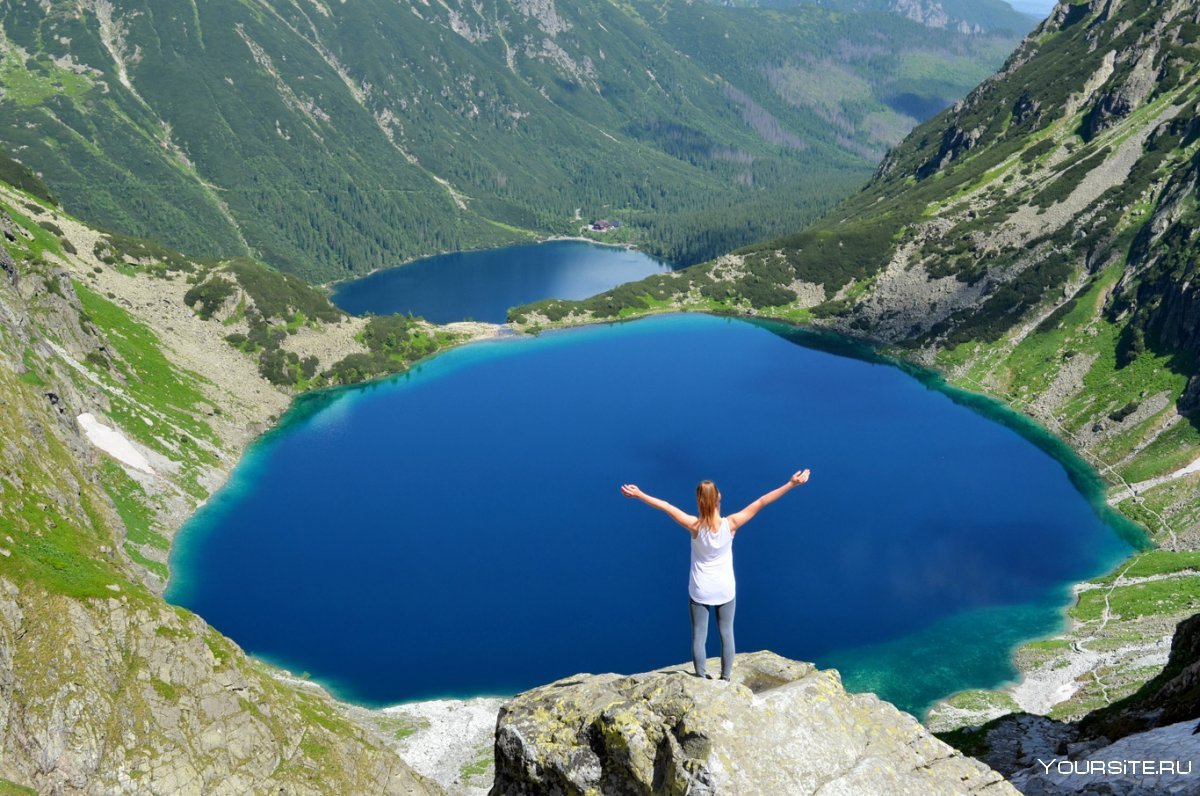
[690,597,736,679]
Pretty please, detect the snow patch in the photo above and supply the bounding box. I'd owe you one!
[77,413,154,474]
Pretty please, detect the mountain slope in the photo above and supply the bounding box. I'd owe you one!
[0,160,482,791]
[515,0,1200,728]
[0,0,1022,278]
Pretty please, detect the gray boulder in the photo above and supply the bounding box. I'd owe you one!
[491,651,1017,795]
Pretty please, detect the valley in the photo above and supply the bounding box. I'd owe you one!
[1,1,1199,794]
[0,0,1031,278]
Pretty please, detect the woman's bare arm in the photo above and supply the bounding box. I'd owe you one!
[621,484,697,531]
[727,469,810,532]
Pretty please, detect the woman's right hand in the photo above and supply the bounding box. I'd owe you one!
[621,484,643,499]
[790,469,811,486]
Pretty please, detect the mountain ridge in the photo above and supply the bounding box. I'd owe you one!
[712,0,1039,34]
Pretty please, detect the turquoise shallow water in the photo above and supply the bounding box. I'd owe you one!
[168,313,1138,714]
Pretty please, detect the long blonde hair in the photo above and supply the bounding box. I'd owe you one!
[695,480,721,534]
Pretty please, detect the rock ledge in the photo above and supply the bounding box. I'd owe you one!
[491,651,1017,795]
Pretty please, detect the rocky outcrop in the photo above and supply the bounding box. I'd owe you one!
[915,120,983,178]
[1079,612,1200,742]
[0,212,19,287]
[0,249,15,288]
[1012,718,1200,796]
[490,651,1017,795]
[940,611,1200,795]
[1082,46,1160,141]
[890,0,952,30]
[0,581,442,796]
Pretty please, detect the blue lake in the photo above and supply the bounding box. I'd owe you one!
[330,240,672,323]
[167,313,1139,715]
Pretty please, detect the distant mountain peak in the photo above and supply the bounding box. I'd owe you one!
[890,0,980,33]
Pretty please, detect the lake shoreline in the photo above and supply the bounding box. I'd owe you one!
[321,235,645,293]
[175,309,1142,718]
[355,308,1158,790]
[127,180,1167,777]
[45,182,1142,790]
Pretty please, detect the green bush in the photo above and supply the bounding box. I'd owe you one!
[1021,138,1056,163]
[228,259,342,323]
[183,276,237,320]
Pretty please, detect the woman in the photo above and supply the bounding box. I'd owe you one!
[621,470,811,681]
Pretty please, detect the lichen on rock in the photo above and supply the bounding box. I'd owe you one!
[490,651,1017,795]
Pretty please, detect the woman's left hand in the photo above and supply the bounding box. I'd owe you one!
[620,484,643,499]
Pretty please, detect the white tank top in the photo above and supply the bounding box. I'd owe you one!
[689,517,735,605]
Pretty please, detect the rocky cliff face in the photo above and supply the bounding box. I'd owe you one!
[1080,611,1200,742]
[0,583,440,795]
[934,610,1200,795]
[490,651,1017,795]
[832,0,1200,351]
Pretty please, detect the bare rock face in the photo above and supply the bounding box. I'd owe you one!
[0,211,21,287]
[0,581,442,795]
[1079,612,1200,742]
[490,651,1017,796]
[0,215,440,795]
[0,247,16,287]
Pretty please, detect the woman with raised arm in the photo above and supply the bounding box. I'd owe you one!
[620,470,811,681]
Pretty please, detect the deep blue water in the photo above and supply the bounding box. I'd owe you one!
[167,314,1138,715]
[330,241,671,323]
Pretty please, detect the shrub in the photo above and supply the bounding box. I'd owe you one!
[183,276,237,319]
[228,259,342,323]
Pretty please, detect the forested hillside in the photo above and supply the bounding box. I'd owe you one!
[0,0,1023,279]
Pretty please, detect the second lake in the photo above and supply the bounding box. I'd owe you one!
[330,240,672,323]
